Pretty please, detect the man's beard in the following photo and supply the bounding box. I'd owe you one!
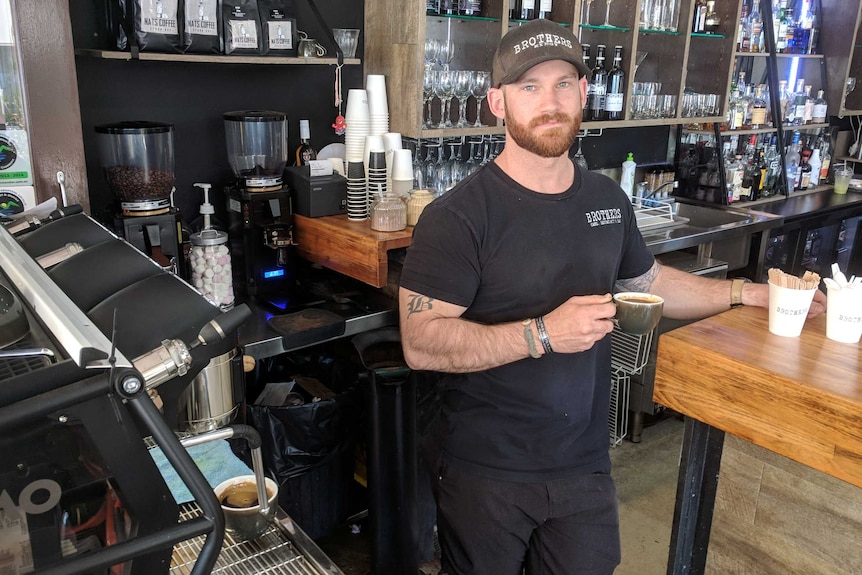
[505,108,581,158]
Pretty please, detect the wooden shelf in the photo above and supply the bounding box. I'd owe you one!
[688,123,831,136]
[74,49,360,65]
[293,214,414,288]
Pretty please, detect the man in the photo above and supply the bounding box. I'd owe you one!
[398,19,826,575]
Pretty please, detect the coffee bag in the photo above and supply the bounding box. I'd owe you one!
[134,0,183,53]
[258,0,298,56]
[222,0,261,55]
[183,0,221,53]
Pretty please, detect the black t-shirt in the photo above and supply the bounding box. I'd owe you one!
[400,160,655,482]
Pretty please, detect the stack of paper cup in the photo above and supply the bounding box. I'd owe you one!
[346,160,368,220]
[390,149,414,199]
[382,132,402,191]
[367,150,388,208]
[366,74,390,136]
[345,89,370,163]
[363,135,384,180]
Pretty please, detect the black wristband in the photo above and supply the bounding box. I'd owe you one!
[535,315,553,354]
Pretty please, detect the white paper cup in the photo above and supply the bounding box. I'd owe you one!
[768,281,818,337]
[366,75,389,116]
[390,149,414,182]
[826,286,862,343]
[345,89,370,120]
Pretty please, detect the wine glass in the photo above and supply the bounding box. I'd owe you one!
[435,70,456,128]
[634,51,647,79]
[438,39,455,71]
[424,38,440,70]
[423,141,441,193]
[581,0,594,25]
[602,0,614,26]
[471,71,491,127]
[423,69,436,128]
[453,71,473,128]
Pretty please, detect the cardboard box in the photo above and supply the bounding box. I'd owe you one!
[285,166,347,218]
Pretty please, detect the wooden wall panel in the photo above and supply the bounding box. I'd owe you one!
[15,0,89,211]
[706,435,862,575]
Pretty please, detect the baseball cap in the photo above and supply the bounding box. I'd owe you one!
[492,19,591,87]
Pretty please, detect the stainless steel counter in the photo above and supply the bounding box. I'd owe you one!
[639,200,784,256]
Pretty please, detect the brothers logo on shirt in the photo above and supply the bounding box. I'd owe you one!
[585,208,622,227]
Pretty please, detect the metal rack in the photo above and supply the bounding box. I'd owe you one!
[609,327,656,446]
[171,504,345,575]
[632,197,688,233]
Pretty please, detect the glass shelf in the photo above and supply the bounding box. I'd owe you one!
[639,28,684,35]
[427,12,500,23]
[691,32,726,38]
[508,18,571,26]
[579,24,632,32]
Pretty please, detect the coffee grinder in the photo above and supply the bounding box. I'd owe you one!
[96,121,186,277]
[224,111,295,310]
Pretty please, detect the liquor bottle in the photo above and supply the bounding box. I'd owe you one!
[802,85,814,124]
[777,79,789,124]
[509,0,519,19]
[819,141,831,182]
[762,136,780,197]
[605,46,625,120]
[784,130,801,192]
[750,1,764,52]
[753,146,768,200]
[783,7,796,53]
[726,89,744,130]
[808,147,822,186]
[518,0,536,20]
[588,45,607,121]
[792,79,807,125]
[812,89,828,123]
[737,2,749,51]
[704,0,720,33]
[775,6,787,52]
[295,119,318,166]
[798,147,812,189]
[440,0,459,15]
[460,0,482,16]
[537,0,552,19]
[749,85,768,128]
[693,0,707,33]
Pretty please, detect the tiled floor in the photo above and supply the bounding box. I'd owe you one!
[317,414,685,575]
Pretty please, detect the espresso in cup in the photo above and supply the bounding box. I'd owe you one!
[613,292,664,335]
[214,475,279,541]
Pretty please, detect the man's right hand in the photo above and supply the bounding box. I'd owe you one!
[540,293,617,354]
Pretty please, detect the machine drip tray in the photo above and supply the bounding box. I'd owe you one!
[171,503,344,574]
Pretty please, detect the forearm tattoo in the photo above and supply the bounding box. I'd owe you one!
[615,261,661,293]
[406,294,435,316]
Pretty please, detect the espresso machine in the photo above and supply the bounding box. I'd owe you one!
[223,111,296,310]
[95,121,186,277]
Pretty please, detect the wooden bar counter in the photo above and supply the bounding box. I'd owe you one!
[653,306,862,574]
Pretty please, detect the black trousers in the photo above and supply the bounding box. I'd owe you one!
[428,457,621,575]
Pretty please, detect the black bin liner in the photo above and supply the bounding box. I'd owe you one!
[247,388,360,540]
